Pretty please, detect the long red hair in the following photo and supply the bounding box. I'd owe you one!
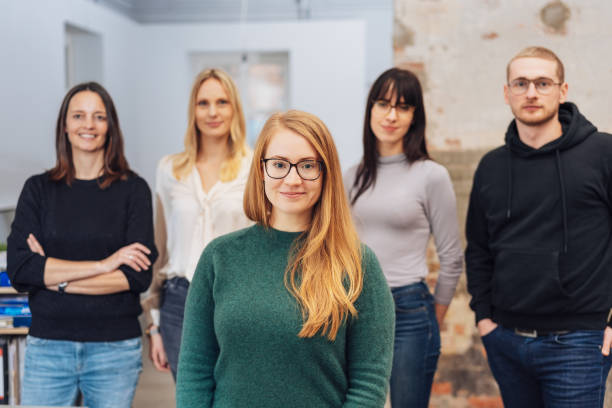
[244,110,363,340]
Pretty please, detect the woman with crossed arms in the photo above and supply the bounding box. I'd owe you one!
[8,82,157,407]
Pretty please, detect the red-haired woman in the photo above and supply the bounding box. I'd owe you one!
[177,110,395,407]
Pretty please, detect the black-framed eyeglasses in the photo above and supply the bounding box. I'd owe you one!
[262,158,324,181]
[508,77,562,95]
[372,99,414,116]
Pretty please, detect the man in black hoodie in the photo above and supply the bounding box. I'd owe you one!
[466,46,612,407]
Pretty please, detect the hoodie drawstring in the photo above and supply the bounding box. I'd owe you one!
[555,149,569,253]
[506,151,513,220]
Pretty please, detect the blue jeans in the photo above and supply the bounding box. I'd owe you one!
[482,326,612,407]
[160,276,189,380]
[21,336,142,408]
[389,282,440,408]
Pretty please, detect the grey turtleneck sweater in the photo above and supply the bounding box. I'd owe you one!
[344,155,463,305]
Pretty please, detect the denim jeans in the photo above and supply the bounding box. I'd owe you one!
[21,336,142,408]
[482,326,612,408]
[160,276,189,380]
[389,282,441,408]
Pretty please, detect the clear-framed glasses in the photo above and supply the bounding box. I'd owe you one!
[372,99,414,116]
[262,158,324,181]
[508,77,562,95]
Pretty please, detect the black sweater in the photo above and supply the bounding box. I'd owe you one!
[466,102,612,331]
[7,172,158,341]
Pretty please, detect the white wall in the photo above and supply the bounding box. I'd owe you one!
[355,9,393,87]
[395,0,612,150]
[132,20,367,185]
[0,0,368,227]
[0,0,138,210]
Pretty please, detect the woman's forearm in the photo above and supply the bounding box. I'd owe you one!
[43,241,152,286]
[48,270,130,295]
[435,302,449,326]
[43,257,108,286]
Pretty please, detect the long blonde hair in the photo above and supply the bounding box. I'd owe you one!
[244,110,363,340]
[172,68,248,181]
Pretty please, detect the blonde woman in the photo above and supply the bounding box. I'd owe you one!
[142,69,252,379]
[176,110,395,407]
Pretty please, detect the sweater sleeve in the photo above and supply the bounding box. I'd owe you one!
[342,165,356,199]
[118,176,158,294]
[465,165,494,323]
[7,176,47,292]
[141,159,171,326]
[176,245,218,408]
[424,164,463,305]
[343,246,394,408]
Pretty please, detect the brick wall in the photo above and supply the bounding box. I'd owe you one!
[393,1,612,405]
[427,150,612,406]
[427,150,505,407]
[394,0,612,152]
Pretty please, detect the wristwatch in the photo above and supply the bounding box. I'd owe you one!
[58,281,68,294]
[146,326,160,337]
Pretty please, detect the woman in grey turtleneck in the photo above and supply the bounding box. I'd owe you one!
[345,68,463,408]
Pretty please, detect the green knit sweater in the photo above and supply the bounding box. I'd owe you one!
[176,224,395,407]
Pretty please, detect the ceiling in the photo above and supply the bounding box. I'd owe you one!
[92,0,391,24]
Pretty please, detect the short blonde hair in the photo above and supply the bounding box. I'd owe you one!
[172,68,248,181]
[507,46,564,83]
[244,110,363,341]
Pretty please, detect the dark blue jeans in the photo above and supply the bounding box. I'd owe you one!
[482,326,612,407]
[160,276,189,380]
[389,282,440,408]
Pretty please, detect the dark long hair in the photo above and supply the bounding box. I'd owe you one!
[49,82,131,189]
[349,68,429,205]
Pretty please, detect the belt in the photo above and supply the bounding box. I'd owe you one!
[514,328,570,338]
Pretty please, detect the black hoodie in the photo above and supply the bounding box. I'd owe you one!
[466,102,612,331]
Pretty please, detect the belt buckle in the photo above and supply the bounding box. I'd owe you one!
[514,328,538,338]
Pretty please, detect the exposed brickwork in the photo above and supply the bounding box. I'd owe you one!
[466,396,504,408]
[394,0,612,152]
[428,151,498,406]
[395,1,612,405]
[423,151,612,407]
